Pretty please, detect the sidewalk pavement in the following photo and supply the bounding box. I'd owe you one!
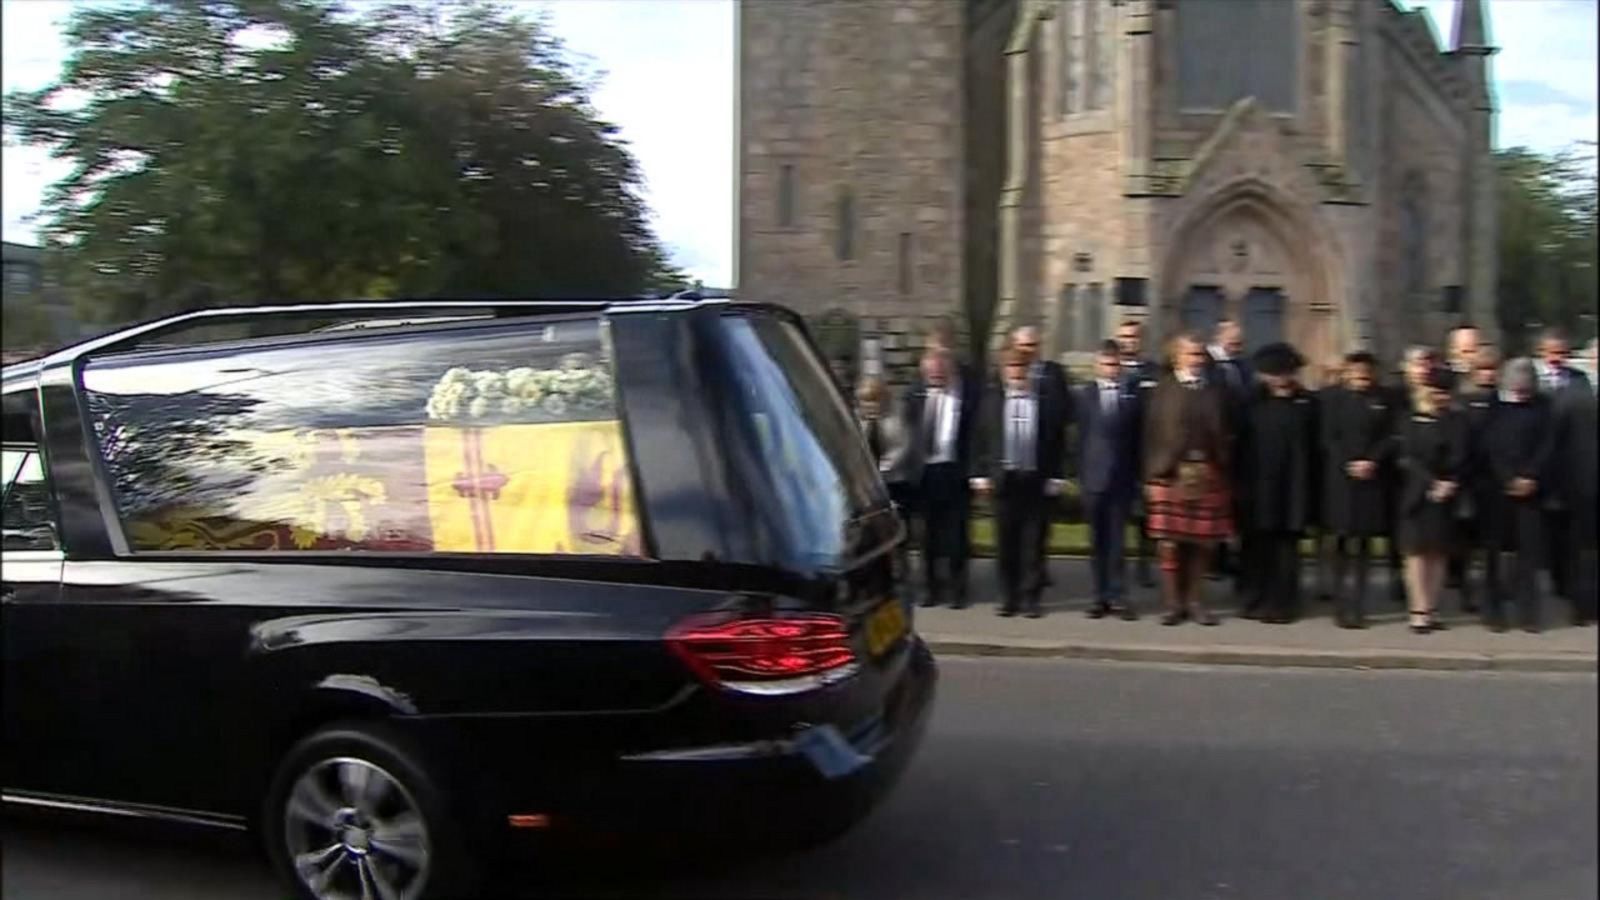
[911,558,1598,673]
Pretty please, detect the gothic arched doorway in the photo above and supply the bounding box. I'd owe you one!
[1157,181,1344,367]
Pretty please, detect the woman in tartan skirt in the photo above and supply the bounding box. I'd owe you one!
[1142,332,1235,625]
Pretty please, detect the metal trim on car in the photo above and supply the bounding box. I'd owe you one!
[1,790,247,832]
[716,661,862,697]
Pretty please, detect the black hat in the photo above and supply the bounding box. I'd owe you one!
[1252,342,1306,377]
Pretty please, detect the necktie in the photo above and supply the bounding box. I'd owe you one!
[924,392,942,458]
[1101,382,1115,415]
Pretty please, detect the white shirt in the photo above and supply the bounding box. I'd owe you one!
[925,385,961,464]
[1098,379,1119,416]
[1004,389,1037,471]
[1536,360,1569,392]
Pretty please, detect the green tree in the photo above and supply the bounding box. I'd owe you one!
[1496,142,1598,350]
[3,0,684,326]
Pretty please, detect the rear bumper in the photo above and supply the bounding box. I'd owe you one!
[474,636,938,847]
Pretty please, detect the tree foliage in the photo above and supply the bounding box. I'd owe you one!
[1496,142,1598,350]
[3,0,684,325]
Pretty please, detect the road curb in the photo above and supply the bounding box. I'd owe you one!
[921,637,1600,673]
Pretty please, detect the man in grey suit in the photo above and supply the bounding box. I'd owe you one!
[1076,341,1144,619]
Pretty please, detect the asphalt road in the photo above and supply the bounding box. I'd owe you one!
[4,658,1596,900]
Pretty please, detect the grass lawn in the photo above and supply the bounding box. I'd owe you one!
[966,515,1390,559]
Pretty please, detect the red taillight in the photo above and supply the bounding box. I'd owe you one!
[667,614,858,692]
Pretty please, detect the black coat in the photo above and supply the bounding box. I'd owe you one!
[1238,387,1318,534]
[1320,385,1396,537]
[1485,397,1553,550]
[1540,367,1596,511]
[902,374,983,477]
[1453,388,1500,523]
[1395,408,1467,555]
[976,382,1069,481]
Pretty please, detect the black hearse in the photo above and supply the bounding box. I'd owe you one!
[1,298,936,899]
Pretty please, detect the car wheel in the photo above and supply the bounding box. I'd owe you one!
[263,722,478,900]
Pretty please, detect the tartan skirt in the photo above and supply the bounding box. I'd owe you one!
[1146,466,1234,543]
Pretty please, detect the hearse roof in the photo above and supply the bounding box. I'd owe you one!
[1,296,756,382]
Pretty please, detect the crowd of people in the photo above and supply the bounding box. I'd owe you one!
[852,317,1599,634]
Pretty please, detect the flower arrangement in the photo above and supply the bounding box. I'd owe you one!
[425,352,615,422]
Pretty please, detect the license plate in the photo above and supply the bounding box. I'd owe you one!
[864,599,908,657]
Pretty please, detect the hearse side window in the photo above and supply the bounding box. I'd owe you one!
[80,318,643,556]
[2,448,59,552]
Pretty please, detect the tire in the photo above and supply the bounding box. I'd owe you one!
[262,721,480,900]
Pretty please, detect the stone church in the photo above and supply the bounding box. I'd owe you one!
[736,0,1498,376]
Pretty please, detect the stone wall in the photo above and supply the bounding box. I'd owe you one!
[738,0,966,365]
[1373,23,1467,356]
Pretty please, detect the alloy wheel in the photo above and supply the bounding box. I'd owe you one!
[283,756,433,900]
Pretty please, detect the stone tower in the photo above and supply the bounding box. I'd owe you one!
[736,0,990,379]
[1451,0,1499,342]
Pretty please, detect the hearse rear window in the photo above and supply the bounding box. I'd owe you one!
[80,318,643,557]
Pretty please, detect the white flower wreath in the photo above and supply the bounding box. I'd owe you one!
[426,359,614,422]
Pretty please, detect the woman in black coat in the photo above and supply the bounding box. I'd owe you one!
[1237,343,1318,624]
[1321,352,1395,628]
[1395,367,1467,633]
[1485,359,1552,632]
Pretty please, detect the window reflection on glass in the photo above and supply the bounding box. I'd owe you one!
[712,313,886,568]
[82,319,641,557]
[2,450,58,551]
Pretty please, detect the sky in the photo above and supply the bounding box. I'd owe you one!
[2,0,1595,290]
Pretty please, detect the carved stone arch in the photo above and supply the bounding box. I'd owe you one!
[1157,177,1348,366]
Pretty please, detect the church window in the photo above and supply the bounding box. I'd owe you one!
[835,188,855,262]
[778,164,796,228]
[1082,282,1105,349]
[1058,1,1078,116]
[1057,284,1079,352]
[1399,174,1427,299]
[1176,0,1297,113]
[898,232,913,295]
[1084,0,1105,111]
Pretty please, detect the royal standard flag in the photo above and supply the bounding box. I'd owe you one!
[423,419,642,556]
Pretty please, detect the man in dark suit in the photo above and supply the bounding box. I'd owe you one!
[972,348,1069,618]
[904,347,981,609]
[1076,341,1143,619]
[1535,327,1596,624]
[1206,317,1253,587]
[1007,324,1072,589]
[1115,319,1160,589]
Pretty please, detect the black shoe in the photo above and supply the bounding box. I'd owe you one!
[1160,611,1185,626]
[1240,605,1264,621]
[1409,624,1432,635]
[1087,605,1109,619]
[1428,620,1449,632]
[1119,606,1140,622]
[997,607,1017,618]
[1522,622,1542,634]
[919,596,941,609]
[950,598,969,610]
[1025,608,1044,619]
